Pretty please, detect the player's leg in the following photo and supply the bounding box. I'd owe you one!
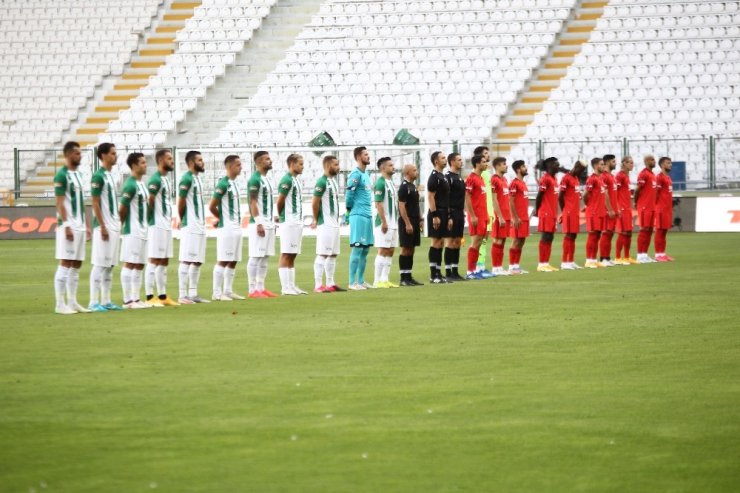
[63,229,87,312]
[258,229,278,297]
[289,226,305,294]
[585,216,603,267]
[187,234,208,303]
[466,234,484,279]
[537,231,557,272]
[654,211,673,261]
[599,221,615,265]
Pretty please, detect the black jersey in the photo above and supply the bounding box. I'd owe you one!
[446,171,465,211]
[398,179,420,218]
[427,169,450,211]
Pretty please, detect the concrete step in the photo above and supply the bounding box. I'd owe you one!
[77,125,107,135]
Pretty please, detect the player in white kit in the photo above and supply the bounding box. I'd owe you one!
[119,152,151,309]
[310,155,344,293]
[247,150,278,298]
[372,157,399,288]
[277,154,307,295]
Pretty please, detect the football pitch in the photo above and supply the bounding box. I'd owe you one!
[1,233,739,492]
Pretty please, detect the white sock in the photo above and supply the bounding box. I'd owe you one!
[145,263,156,297]
[374,254,384,284]
[89,265,104,305]
[213,264,225,298]
[101,267,113,305]
[382,256,392,283]
[289,267,297,290]
[120,267,132,303]
[314,256,325,288]
[256,257,268,291]
[278,267,290,292]
[325,256,336,286]
[131,268,142,302]
[66,267,80,306]
[54,266,69,307]
[247,258,258,293]
[178,263,189,298]
[155,265,167,296]
[224,267,235,295]
[188,264,201,298]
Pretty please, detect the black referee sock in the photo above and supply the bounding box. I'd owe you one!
[399,255,412,281]
[450,248,460,276]
[430,247,443,278]
[443,248,453,276]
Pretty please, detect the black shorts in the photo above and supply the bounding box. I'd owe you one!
[427,210,450,238]
[399,217,421,248]
[448,209,465,238]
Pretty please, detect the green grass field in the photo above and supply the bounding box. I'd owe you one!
[1,233,739,492]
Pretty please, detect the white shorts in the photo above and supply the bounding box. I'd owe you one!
[179,231,206,264]
[147,227,173,260]
[248,224,275,258]
[316,224,341,256]
[374,226,399,249]
[279,223,303,255]
[216,228,243,262]
[91,227,120,267]
[55,227,86,261]
[120,234,147,265]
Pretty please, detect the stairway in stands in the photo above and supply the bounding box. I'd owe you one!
[491,0,608,153]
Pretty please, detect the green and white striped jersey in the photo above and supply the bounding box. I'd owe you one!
[54,166,86,231]
[147,171,173,231]
[90,167,120,232]
[278,173,303,225]
[248,171,274,229]
[373,175,398,228]
[178,170,206,234]
[313,174,340,227]
[213,176,243,230]
[120,177,148,239]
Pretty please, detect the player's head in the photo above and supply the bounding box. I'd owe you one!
[63,141,81,168]
[155,148,174,172]
[545,157,559,175]
[431,151,446,169]
[658,156,672,172]
[473,146,489,162]
[512,160,527,177]
[224,154,242,178]
[644,154,656,170]
[185,150,204,173]
[621,155,634,172]
[287,153,304,175]
[591,157,604,173]
[354,146,369,166]
[571,160,587,179]
[254,150,272,173]
[96,142,117,167]
[471,155,486,172]
[126,152,146,177]
[492,156,507,175]
[448,152,462,172]
[403,164,418,182]
[603,154,616,171]
[377,156,394,176]
[322,155,339,176]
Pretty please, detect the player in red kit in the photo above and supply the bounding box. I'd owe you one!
[533,157,560,272]
[465,155,490,279]
[558,160,586,270]
[508,160,529,275]
[489,157,511,276]
[598,154,618,266]
[654,157,674,262]
[614,156,638,265]
[634,155,658,263]
[583,157,614,268]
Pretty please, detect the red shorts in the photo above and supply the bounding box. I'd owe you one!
[617,210,633,232]
[509,219,530,239]
[655,209,672,230]
[638,208,654,229]
[468,214,489,237]
[604,215,616,231]
[560,211,580,234]
[491,219,510,239]
[537,214,557,233]
[586,215,605,232]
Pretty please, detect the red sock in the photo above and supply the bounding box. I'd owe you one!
[569,236,577,262]
[539,240,552,263]
[561,237,570,262]
[615,234,624,258]
[623,234,631,258]
[587,232,601,259]
[637,229,652,254]
[514,248,523,264]
[655,229,667,254]
[599,231,614,260]
[467,247,479,272]
[492,243,505,268]
[509,247,517,265]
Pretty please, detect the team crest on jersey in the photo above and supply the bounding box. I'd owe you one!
[54,182,63,188]
[91,182,100,189]
[123,192,132,199]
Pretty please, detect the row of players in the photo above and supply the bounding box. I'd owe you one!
[51,142,673,314]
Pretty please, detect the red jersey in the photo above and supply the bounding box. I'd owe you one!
[490,174,511,221]
[537,173,558,217]
[615,170,631,212]
[655,172,673,213]
[509,177,529,221]
[465,172,489,221]
[559,173,581,213]
[636,168,657,211]
[585,174,606,217]
[601,172,618,212]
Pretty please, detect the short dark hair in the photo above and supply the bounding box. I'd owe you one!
[603,154,616,162]
[287,153,302,166]
[126,152,145,169]
[353,146,367,160]
[471,155,484,167]
[253,150,269,162]
[322,155,337,166]
[473,146,488,157]
[430,151,443,164]
[63,141,80,155]
[658,156,671,166]
[447,152,460,163]
[591,157,603,167]
[155,148,172,163]
[224,154,240,166]
[377,156,391,168]
[185,150,201,165]
[512,160,525,172]
[96,142,115,159]
[492,157,506,167]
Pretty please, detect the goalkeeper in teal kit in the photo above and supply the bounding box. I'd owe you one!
[345,146,374,290]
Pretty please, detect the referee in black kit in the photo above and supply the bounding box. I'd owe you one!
[444,152,467,281]
[398,164,423,286]
[426,151,452,284]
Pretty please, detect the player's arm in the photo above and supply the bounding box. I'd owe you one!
[398,184,413,234]
[90,174,108,241]
[345,172,357,211]
[119,183,134,226]
[177,176,191,221]
[465,188,477,226]
[582,181,590,206]
[510,190,520,227]
[633,177,642,207]
[558,186,566,212]
[532,190,543,218]
[490,180,504,225]
[604,187,615,218]
[374,181,388,233]
[310,178,324,229]
[276,181,289,217]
